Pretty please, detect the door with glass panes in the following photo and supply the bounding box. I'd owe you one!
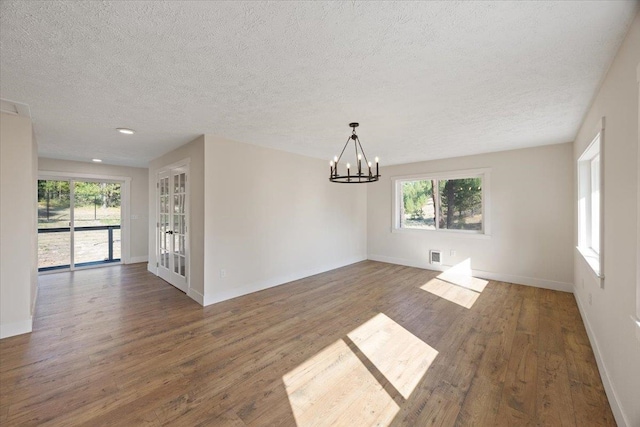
[157,166,188,293]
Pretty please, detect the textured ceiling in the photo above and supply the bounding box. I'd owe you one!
[0,1,637,167]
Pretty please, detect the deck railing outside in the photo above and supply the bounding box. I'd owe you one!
[38,225,121,271]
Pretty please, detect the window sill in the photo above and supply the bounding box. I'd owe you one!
[576,246,604,285]
[392,227,491,240]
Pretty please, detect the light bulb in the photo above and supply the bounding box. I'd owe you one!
[368,161,372,167]
[375,157,379,163]
[358,154,362,160]
[330,161,334,167]
[347,163,351,169]
[334,156,338,162]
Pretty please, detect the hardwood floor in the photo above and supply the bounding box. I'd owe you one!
[0,261,614,426]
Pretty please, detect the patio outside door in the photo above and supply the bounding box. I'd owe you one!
[157,166,188,293]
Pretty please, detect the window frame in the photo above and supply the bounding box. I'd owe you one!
[577,119,605,288]
[589,153,600,254]
[392,168,491,238]
[635,62,640,338]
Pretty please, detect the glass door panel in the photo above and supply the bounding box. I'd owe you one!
[172,172,187,278]
[73,181,121,267]
[38,180,71,270]
[159,175,170,270]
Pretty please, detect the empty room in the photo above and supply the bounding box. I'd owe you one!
[1,1,639,426]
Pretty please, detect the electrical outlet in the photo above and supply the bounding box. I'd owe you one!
[589,293,592,305]
[220,269,226,278]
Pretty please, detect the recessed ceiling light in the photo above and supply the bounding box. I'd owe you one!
[92,158,102,163]
[116,128,135,135]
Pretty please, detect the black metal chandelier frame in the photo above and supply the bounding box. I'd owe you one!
[329,123,380,183]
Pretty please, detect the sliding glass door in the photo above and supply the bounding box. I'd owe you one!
[38,179,122,271]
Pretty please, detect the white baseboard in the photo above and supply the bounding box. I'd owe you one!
[367,254,574,293]
[187,288,204,306]
[128,255,148,264]
[0,318,33,339]
[203,255,367,306]
[574,293,629,427]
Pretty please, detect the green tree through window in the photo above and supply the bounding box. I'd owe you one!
[399,176,483,231]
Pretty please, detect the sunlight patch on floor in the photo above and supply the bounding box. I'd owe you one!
[283,339,400,426]
[347,313,438,399]
[421,279,480,309]
[283,313,438,426]
[420,259,488,309]
[436,259,488,293]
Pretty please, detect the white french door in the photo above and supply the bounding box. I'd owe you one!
[157,165,188,293]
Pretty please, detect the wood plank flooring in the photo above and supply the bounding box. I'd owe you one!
[0,261,615,426]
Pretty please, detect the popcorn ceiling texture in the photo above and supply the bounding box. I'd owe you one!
[0,1,637,167]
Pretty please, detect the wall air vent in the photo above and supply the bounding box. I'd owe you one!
[429,250,442,265]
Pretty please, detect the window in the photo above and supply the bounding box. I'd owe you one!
[393,169,489,235]
[577,129,604,283]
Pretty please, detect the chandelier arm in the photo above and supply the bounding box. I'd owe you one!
[335,136,352,164]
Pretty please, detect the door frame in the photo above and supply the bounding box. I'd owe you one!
[38,171,132,272]
[153,158,191,294]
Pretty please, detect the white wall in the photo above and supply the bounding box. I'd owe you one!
[38,157,149,263]
[148,136,205,302]
[202,135,367,305]
[1,112,37,339]
[573,12,640,427]
[367,143,574,291]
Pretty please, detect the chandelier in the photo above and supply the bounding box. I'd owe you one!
[329,123,380,183]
